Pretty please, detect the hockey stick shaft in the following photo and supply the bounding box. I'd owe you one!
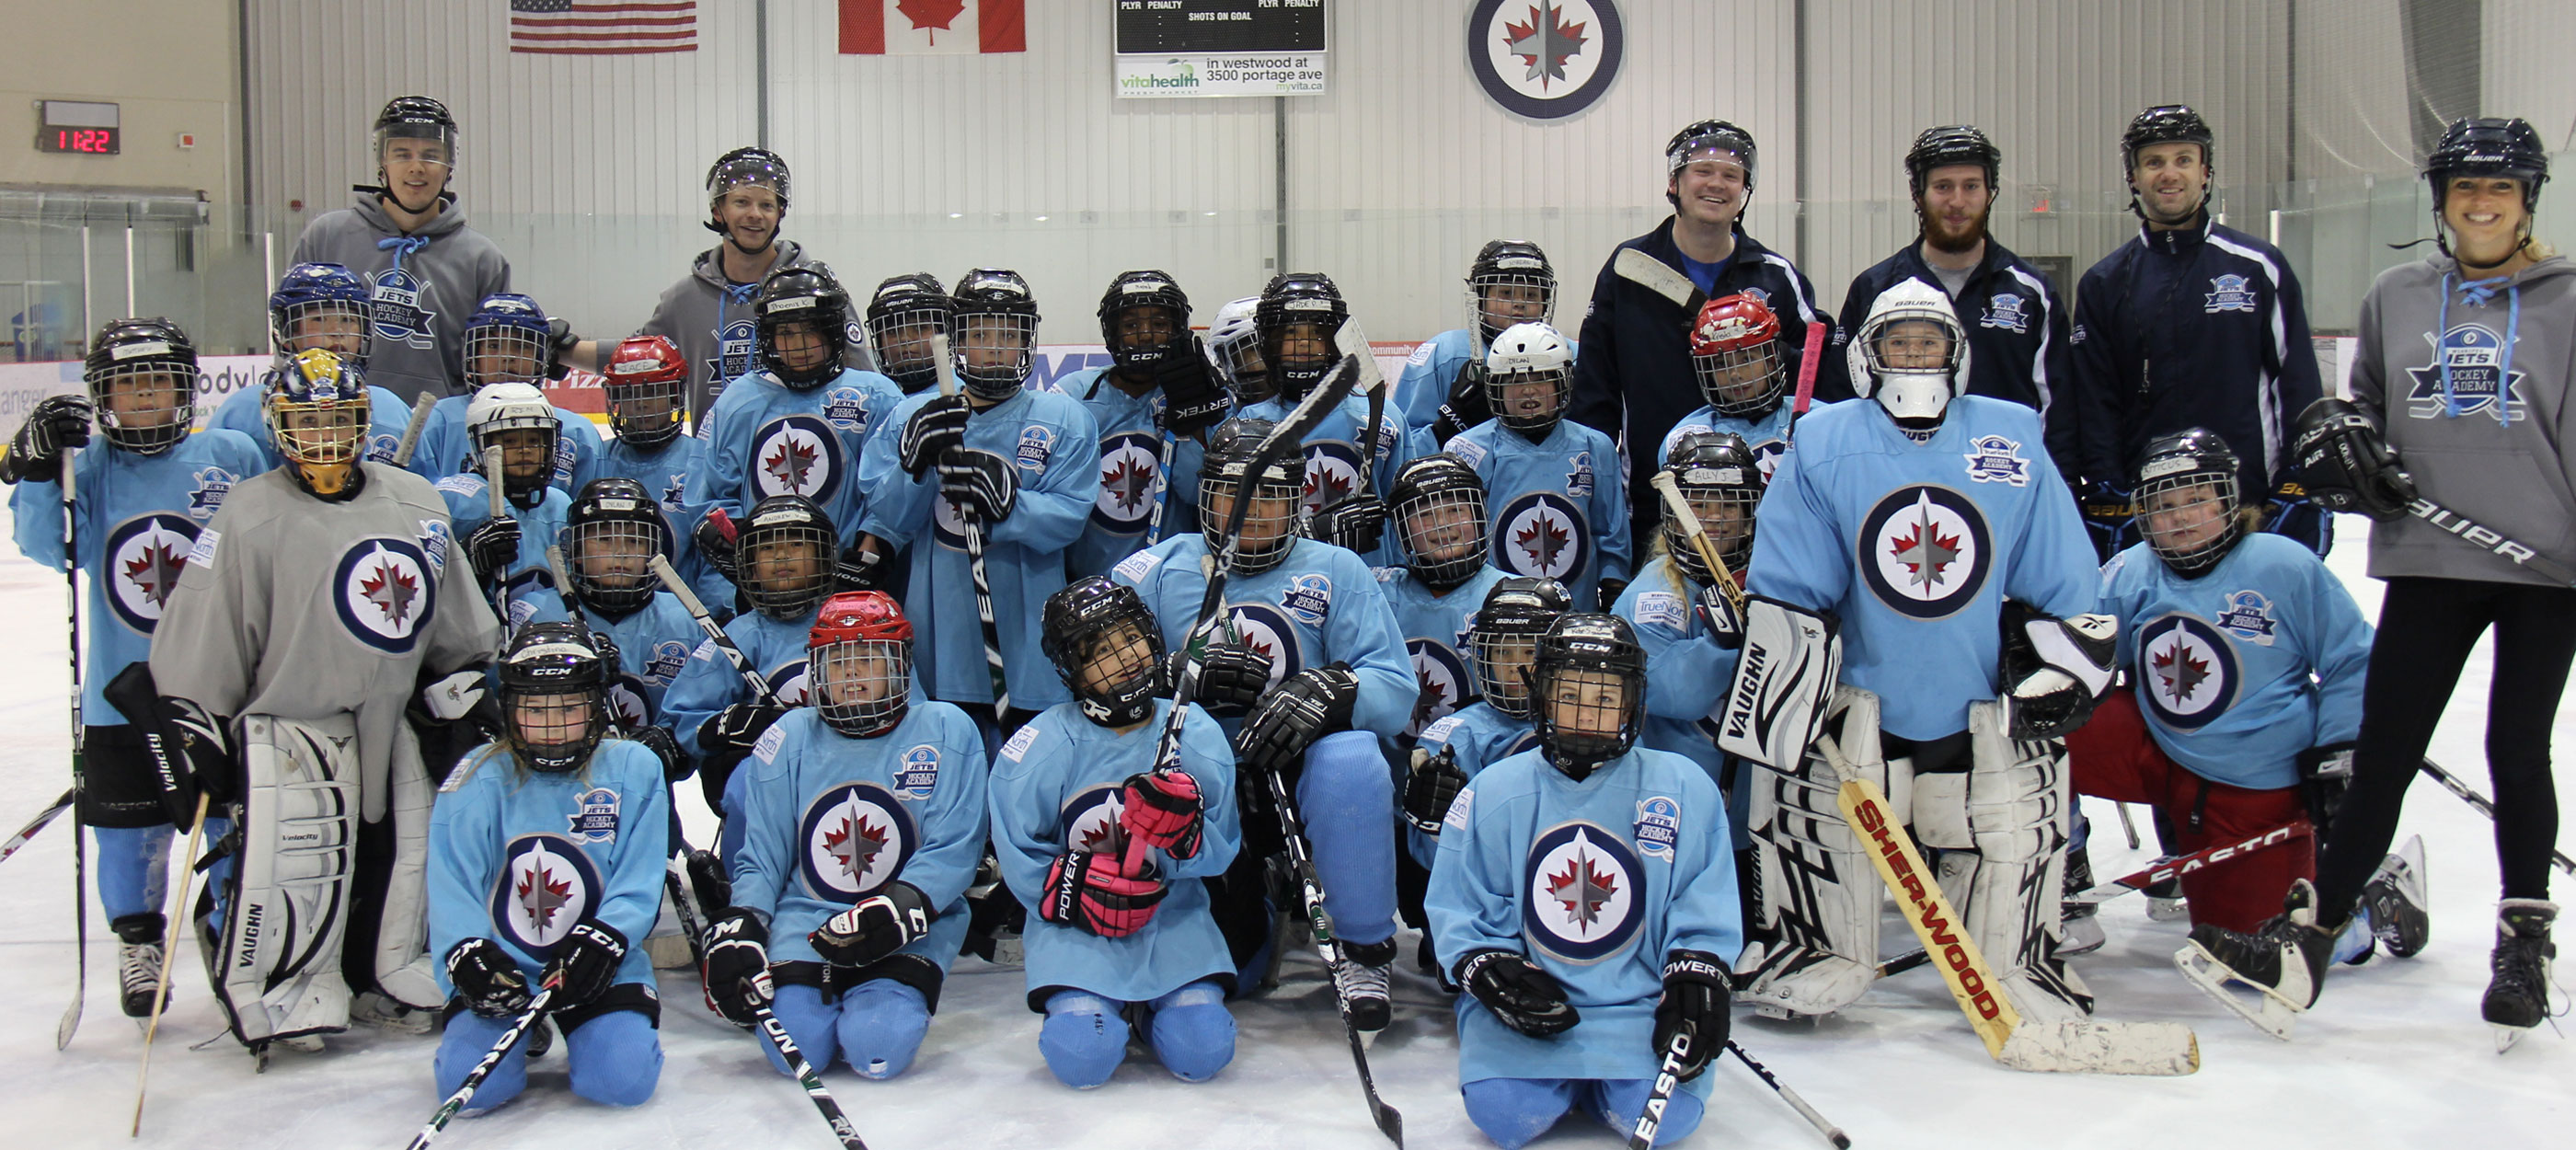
[131,792,210,1137]
[750,993,869,1150]
[390,391,438,469]
[61,443,86,1051]
[1626,1024,1693,1149]
[1651,472,1747,617]
[1788,322,1825,433]
[0,788,75,867]
[2066,821,2315,905]
[2405,498,2576,587]
[1144,426,1179,545]
[1726,1041,1851,1149]
[404,981,560,1150]
[931,331,1011,713]
[1267,768,1404,1145]
[650,554,779,706]
[2418,759,2576,876]
[484,445,514,636]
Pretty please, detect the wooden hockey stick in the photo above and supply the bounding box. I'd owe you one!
[131,793,211,1136]
[59,443,86,1051]
[483,445,514,637]
[403,977,560,1150]
[931,331,1011,713]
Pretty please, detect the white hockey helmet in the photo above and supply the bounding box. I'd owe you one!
[1207,295,1271,406]
[1846,279,1970,425]
[1485,321,1574,434]
[466,381,560,492]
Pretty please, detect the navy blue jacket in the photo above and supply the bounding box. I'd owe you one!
[2068,218,2322,499]
[1829,238,2077,479]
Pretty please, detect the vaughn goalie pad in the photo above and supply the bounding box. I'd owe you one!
[212,713,363,1048]
[1716,596,1842,772]
[1738,687,1886,1018]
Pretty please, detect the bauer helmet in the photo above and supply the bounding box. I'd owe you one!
[1846,280,1970,427]
[1466,240,1556,340]
[1389,453,1491,592]
[1470,576,1572,720]
[562,477,673,616]
[1197,417,1305,574]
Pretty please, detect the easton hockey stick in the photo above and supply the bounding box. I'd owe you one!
[2418,759,2576,876]
[651,554,782,707]
[1267,768,1405,1146]
[130,793,211,1136]
[0,788,75,868]
[931,331,1011,714]
[1627,1023,1695,1150]
[748,988,870,1150]
[2064,821,2317,905]
[403,977,561,1150]
[1725,1041,1850,1150]
[390,391,439,469]
[59,444,86,1051]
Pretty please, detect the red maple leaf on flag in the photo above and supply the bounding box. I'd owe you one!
[121,539,186,609]
[2151,643,2212,701]
[898,0,966,40]
[1515,516,1571,569]
[1546,847,1618,928]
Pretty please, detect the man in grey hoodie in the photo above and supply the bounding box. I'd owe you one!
[288,97,512,406]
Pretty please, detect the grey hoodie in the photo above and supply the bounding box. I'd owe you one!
[288,194,512,404]
[2351,254,2576,586]
[634,239,877,422]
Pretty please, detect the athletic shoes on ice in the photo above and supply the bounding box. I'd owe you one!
[2482,899,2558,1052]
[2361,835,2432,960]
[111,913,169,1020]
[1336,937,1397,1034]
[2060,848,2106,957]
[2177,878,2341,1039]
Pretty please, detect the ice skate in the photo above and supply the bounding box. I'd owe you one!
[2177,879,2339,1040]
[2361,835,2432,960]
[2060,847,2107,957]
[112,914,169,1022]
[2481,899,2557,1052]
[1334,937,1397,1042]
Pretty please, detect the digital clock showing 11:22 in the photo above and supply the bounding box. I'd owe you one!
[40,126,121,155]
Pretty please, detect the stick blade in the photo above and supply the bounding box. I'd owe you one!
[56,995,80,1051]
[1996,1018,2202,1076]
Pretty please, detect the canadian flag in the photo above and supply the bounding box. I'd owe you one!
[838,0,1025,54]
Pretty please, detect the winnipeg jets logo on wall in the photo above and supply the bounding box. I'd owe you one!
[103,512,200,635]
[1495,490,1592,581]
[1301,440,1367,516]
[1221,603,1304,693]
[2406,325,2529,422]
[1858,486,1992,620]
[2136,614,2239,730]
[2203,273,2259,314]
[797,782,917,904]
[1058,784,1129,857]
[752,413,845,502]
[491,834,601,956]
[335,537,439,653]
[1522,822,1645,963]
[1093,431,1165,535]
[369,267,437,350]
[1409,638,1473,737]
[1468,0,1627,121]
[1979,293,2031,334]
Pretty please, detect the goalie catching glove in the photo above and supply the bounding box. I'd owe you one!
[1998,601,2117,739]
[2294,397,2416,522]
[811,880,934,967]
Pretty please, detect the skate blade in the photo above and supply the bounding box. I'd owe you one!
[2493,1024,2530,1053]
[2146,897,2191,922]
[2174,943,2301,1041]
[2059,914,2107,957]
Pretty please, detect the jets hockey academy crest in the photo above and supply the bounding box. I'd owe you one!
[369,266,437,350]
[822,385,877,433]
[713,316,757,389]
[2407,325,2528,422]
[1092,430,1165,535]
[1522,821,1646,963]
[2203,273,2259,314]
[492,834,603,955]
[2136,613,2240,731]
[751,413,845,502]
[1495,490,1591,581]
[1961,434,2030,486]
[1015,424,1055,474]
[567,788,622,844]
[1301,440,1367,516]
[1633,797,1681,861]
[1979,293,2031,334]
[187,466,236,519]
[1467,0,1627,121]
[797,782,918,903]
[1859,486,1992,620]
[1059,784,1130,857]
[103,512,200,634]
[2215,591,2278,645]
[336,536,440,653]
[1409,638,1473,736]
[894,744,942,799]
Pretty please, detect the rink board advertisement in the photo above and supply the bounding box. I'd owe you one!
[1112,0,1327,98]
[1114,52,1326,98]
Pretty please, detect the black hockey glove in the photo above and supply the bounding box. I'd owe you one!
[834,534,891,592]
[465,515,521,587]
[546,318,579,380]
[699,703,789,760]
[1403,744,1468,835]
[2297,742,2358,829]
[898,394,972,477]
[2,395,92,485]
[700,908,772,1026]
[1696,581,1744,650]
[937,448,1018,522]
[621,724,687,782]
[1153,335,1233,436]
[1596,577,1629,609]
[1187,637,1273,718]
[1998,602,2118,740]
[2076,480,2137,562]
[2294,397,2417,522]
[1457,949,1578,1037]
[693,507,740,582]
[543,918,627,1008]
[1652,950,1731,1081]
[1430,361,1491,444]
[103,663,236,827]
[1307,495,1388,554]
[1236,662,1360,782]
[445,937,533,1018]
[810,880,933,968]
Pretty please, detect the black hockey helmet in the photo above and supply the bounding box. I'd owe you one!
[1198,417,1305,574]
[2134,427,2247,577]
[563,477,673,617]
[753,264,853,387]
[1529,613,1648,781]
[2426,117,2550,212]
[1255,271,1348,401]
[1906,124,2001,199]
[1466,240,1556,338]
[1098,270,1193,375]
[1658,431,1765,585]
[864,272,954,395]
[85,317,198,455]
[706,146,791,212]
[1666,119,1759,189]
[1041,576,1169,729]
[1470,576,1572,719]
[736,493,840,620]
[498,621,609,776]
[951,267,1041,401]
[374,96,456,163]
[1388,453,1490,592]
[2122,104,2214,220]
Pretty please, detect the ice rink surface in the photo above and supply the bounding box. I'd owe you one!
[0,510,2567,1150]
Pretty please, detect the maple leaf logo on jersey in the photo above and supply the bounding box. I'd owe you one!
[121,539,186,609]
[1888,508,1962,589]
[1547,846,1619,928]
[359,559,420,627]
[822,813,889,881]
[2152,644,2211,701]
[1515,516,1571,569]
[1505,2,1590,88]
[764,437,819,492]
[898,0,964,38]
[516,862,574,933]
[1077,816,1126,854]
[1307,468,1355,509]
[1105,454,1156,513]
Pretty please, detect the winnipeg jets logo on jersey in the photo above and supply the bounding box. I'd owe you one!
[186,466,236,519]
[797,782,918,904]
[1961,434,2030,486]
[1301,441,1367,515]
[1092,431,1165,535]
[2406,325,2529,422]
[1408,638,1472,737]
[2203,273,2259,314]
[1979,293,2032,334]
[822,385,877,434]
[1494,490,1591,581]
[2137,614,2240,731]
[369,267,437,350]
[1059,784,1129,856]
[103,513,200,635]
[752,414,845,502]
[567,788,622,844]
[2215,591,2278,645]
[1523,822,1647,963]
[765,660,811,706]
[491,834,601,955]
[607,676,652,730]
[1221,604,1304,692]
[1859,486,1993,620]
[336,537,439,653]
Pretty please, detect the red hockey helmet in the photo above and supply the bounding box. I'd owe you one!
[808,591,913,737]
[603,334,689,447]
[809,591,913,649]
[1689,293,1786,417]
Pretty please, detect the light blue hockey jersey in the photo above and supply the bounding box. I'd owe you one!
[1062,366,1207,581]
[1616,554,1753,848]
[2099,533,2372,790]
[1376,563,1508,740]
[1408,702,1541,868]
[685,365,904,541]
[1443,419,1633,610]
[438,473,573,631]
[414,393,604,493]
[1237,391,1416,567]
[661,606,821,761]
[728,705,990,967]
[1392,328,1581,433]
[589,592,710,732]
[429,739,671,994]
[1745,397,2097,740]
[990,697,1240,1008]
[206,379,424,477]
[570,431,732,606]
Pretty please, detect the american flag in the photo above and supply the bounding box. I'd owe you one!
[510,1,697,55]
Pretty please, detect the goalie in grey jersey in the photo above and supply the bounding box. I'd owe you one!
[126,349,501,1058]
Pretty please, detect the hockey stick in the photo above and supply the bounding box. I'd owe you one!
[484,445,514,637]
[1337,317,1388,476]
[2418,759,2576,877]
[1266,768,1404,1145]
[651,554,782,707]
[1614,247,1708,316]
[390,391,438,469]
[130,792,210,1136]
[0,787,75,867]
[1725,1041,1851,1150]
[1650,473,1748,617]
[2403,498,2576,588]
[931,331,1011,714]
[2064,821,2316,905]
[1787,322,1825,437]
[60,443,86,1051]
[1626,1023,1694,1150]
[403,977,561,1150]
[2115,802,2143,851]
[747,989,870,1150]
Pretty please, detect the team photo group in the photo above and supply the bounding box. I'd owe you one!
[6,87,2571,1149]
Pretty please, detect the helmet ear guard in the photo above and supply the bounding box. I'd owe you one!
[1846,281,1971,427]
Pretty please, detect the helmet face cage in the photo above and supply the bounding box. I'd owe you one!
[465,307,552,388]
[467,387,562,497]
[85,322,198,455]
[866,277,953,395]
[565,508,670,615]
[1483,322,1573,435]
[498,623,607,776]
[603,339,688,447]
[2135,432,2245,576]
[1529,615,1647,779]
[756,273,853,386]
[1693,341,1785,417]
[1098,272,1191,374]
[954,310,1039,398]
[266,349,372,472]
[1197,468,1305,574]
[270,266,375,368]
[1849,287,1970,425]
[810,638,911,737]
[1257,275,1347,401]
[1394,479,1490,588]
[1660,474,1760,585]
[1466,244,1556,339]
[738,512,839,619]
[1040,578,1169,727]
[1468,580,1569,719]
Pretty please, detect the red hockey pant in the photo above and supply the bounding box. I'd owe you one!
[2066,691,2312,934]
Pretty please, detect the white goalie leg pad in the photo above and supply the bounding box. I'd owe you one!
[1924,701,2087,1025]
[214,714,362,1046]
[371,725,443,1009]
[1738,687,1883,1018]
